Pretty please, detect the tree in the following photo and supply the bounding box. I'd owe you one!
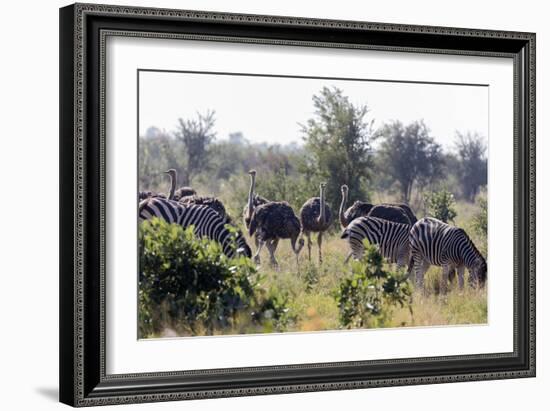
[425,189,457,223]
[377,120,443,203]
[174,111,217,186]
[302,87,374,211]
[455,132,487,202]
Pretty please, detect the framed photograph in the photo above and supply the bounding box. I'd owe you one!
[59,3,535,407]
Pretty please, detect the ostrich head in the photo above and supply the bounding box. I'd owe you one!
[339,185,349,228]
[164,169,176,178]
[248,169,257,177]
[341,184,348,200]
[163,169,177,200]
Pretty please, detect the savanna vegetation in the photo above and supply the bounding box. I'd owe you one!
[138,86,488,338]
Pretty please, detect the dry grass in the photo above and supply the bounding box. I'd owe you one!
[248,226,487,333]
[153,199,487,337]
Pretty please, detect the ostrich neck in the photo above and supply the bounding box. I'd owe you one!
[318,187,326,224]
[168,173,176,200]
[247,175,255,219]
[339,190,348,227]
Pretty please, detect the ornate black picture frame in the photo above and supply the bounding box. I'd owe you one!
[59,3,535,407]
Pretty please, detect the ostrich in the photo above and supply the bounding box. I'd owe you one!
[381,202,417,225]
[242,169,269,231]
[367,204,411,225]
[162,169,228,222]
[242,170,270,257]
[248,201,304,266]
[174,187,197,201]
[138,191,166,201]
[179,195,230,223]
[338,185,374,229]
[163,169,196,200]
[300,182,334,264]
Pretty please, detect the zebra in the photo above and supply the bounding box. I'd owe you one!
[340,216,411,268]
[139,197,251,258]
[408,217,487,292]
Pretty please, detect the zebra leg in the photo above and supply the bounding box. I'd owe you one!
[253,240,265,264]
[414,257,429,290]
[396,247,409,271]
[344,252,352,264]
[457,265,465,290]
[440,265,451,294]
[266,238,279,267]
[317,232,323,265]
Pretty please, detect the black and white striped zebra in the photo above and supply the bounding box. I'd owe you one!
[408,217,487,292]
[340,216,411,267]
[139,197,251,258]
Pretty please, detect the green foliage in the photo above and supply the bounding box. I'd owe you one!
[301,87,374,213]
[471,191,488,256]
[174,110,217,186]
[303,263,320,293]
[334,243,412,329]
[455,132,487,201]
[377,120,444,203]
[138,218,291,337]
[425,189,457,223]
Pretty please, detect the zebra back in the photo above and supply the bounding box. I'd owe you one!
[342,216,411,263]
[409,217,486,278]
[139,197,251,258]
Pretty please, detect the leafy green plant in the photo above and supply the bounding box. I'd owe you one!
[138,218,291,337]
[471,192,488,256]
[334,243,412,328]
[425,189,457,223]
[303,263,320,293]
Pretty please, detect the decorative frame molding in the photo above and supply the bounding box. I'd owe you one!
[60,3,535,407]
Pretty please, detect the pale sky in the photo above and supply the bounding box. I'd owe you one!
[139,70,488,150]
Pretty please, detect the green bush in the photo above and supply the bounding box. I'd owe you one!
[334,243,412,328]
[471,192,488,256]
[138,218,291,337]
[425,189,457,223]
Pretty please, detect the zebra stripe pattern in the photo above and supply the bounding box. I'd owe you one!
[341,216,411,267]
[409,217,487,291]
[139,197,251,258]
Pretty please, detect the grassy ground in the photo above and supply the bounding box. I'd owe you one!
[150,196,487,337]
[247,231,487,334]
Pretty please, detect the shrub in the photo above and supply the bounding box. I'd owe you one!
[334,243,412,328]
[138,218,291,337]
[425,189,457,223]
[471,192,488,256]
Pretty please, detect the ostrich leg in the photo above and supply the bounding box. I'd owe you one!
[253,240,265,264]
[290,236,304,267]
[317,232,323,264]
[305,232,312,261]
[266,238,279,267]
